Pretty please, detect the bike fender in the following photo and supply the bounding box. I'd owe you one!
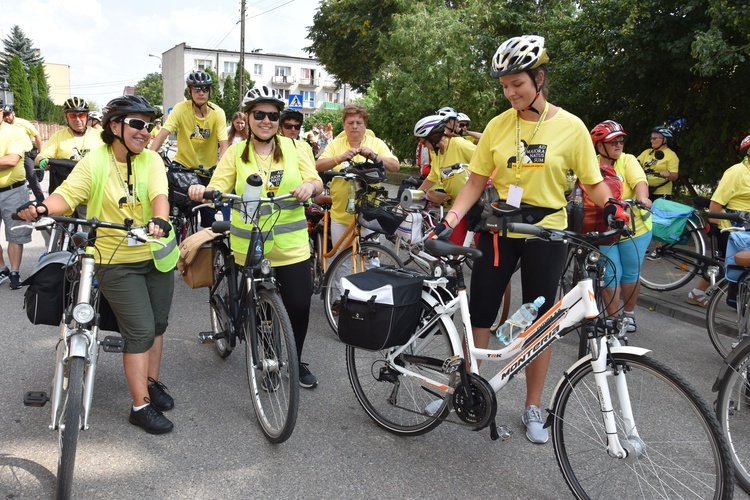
[712,342,750,392]
[68,333,90,359]
[548,345,652,408]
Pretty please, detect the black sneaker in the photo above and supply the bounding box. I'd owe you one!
[8,271,21,290]
[0,267,9,286]
[147,377,174,411]
[299,362,318,389]
[129,403,174,434]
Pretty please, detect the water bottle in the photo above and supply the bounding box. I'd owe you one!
[573,186,583,206]
[241,173,263,222]
[496,296,546,345]
[346,180,356,214]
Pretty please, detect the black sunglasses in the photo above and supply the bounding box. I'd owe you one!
[252,110,280,122]
[192,86,211,93]
[282,123,301,130]
[123,117,155,132]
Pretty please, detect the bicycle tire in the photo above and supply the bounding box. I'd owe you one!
[322,242,404,334]
[56,356,85,500]
[345,300,455,435]
[639,218,706,291]
[245,288,299,443]
[310,230,325,295]
[715,338,750,494]
[551,352,733,499]
[210,242,234,358]
[707,278,750,359]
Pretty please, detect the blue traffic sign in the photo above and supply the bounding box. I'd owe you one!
[288,94,303,109]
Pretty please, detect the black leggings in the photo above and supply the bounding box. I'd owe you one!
[274,259,313,360]
[469,233,567,328]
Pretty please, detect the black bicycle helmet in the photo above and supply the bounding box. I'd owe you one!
[280,108,304,124]
[63,97,90,113]
[186,70,213,88]
[102,95,157,129]
[242,86,285,112]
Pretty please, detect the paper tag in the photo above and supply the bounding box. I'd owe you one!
[507,184,523,208]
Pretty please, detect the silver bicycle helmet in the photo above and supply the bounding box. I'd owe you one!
[457,112,471,123]
[414,115,447,137]
[242,86,285,112]
[490,35,549,77]
[186,70,213,87]
[436,106,458,120]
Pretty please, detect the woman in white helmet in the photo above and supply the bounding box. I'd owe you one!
[433,35,625,444]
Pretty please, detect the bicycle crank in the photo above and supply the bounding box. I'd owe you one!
[452,373,496,431]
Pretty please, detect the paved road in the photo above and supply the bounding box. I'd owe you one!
[2,223,749,499]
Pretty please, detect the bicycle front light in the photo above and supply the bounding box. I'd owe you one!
[260,259,272,276]
[587,251,601,265]
[72,302,95,324]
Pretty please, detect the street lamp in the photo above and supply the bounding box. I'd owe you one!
[149,54,162,68]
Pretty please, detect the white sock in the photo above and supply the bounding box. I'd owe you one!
[623,310,635,316]
[133,403,149,411]
[691,288,706,296]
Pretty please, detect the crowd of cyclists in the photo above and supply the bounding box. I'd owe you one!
[3,33,750,442]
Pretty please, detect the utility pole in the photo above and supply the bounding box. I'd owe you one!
[238,0,246,111]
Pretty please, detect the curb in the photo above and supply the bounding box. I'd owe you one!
[637,288,707,330]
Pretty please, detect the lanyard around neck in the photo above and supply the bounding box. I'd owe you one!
[514,101,549,183]
[109,148,135,210]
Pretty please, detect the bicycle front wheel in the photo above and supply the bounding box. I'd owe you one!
[211,242,234,358]
[707,278,748,359]
[245,288,299,443]
[322,242,404,334]
[346,300,455,435]
[716,339,750,493]
[551,352,733,499]
[639,219,705,291]
[56,356,85,500]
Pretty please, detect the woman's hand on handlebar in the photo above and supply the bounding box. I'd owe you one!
[148,217,171,239]
[290,181,317,202]
[15,201,47,222]
[188,184,207,202]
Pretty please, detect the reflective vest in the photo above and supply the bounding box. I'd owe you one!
[86,146,179,272]
[230,137,308,257]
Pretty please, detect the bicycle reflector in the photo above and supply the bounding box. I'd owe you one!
[73,302,95,324]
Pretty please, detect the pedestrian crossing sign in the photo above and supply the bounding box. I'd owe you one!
[288,94,303,109]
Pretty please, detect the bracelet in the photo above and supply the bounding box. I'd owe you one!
[448,209,462,224]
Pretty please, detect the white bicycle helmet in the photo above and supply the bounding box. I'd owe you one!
[436,106,458,120]
[88,111,103,122]
[490,35,549,77]
[242,86,285,112]
[457,112,471,123]
[414,115,447,137]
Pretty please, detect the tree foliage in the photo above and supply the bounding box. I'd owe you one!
[0,25,43,77]
[8,56,33,119]
[134,72,163,107]
[303,109,343,137]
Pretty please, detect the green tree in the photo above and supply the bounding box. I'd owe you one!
[306,0,407,93]
[220,75,238,116]
[303,109,343,137]
[8,56,33,119]
[0,25,44,77]
[34,63,57,122]
[135,72,163,106]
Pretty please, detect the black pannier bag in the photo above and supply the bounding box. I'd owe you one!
[337,267,423,350]
[166,165,200,210]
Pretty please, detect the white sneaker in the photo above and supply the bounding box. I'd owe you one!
[522,405,549,444]
[424,399,443,416]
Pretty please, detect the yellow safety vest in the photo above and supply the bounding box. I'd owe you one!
[86,146,179,272]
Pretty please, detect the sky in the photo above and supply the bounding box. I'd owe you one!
[0,0,322,107]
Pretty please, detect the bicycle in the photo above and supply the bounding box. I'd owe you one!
[314,163,405,333]
[166,163,216,244]
[344,218,734,498]
[714,335,750,494]
[194,184,300,443]
[19,215,163,500]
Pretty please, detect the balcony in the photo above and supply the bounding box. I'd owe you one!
[272,75,295,86]
[298,77,319,87]
[321,102,341,110]
[322,79,338,89]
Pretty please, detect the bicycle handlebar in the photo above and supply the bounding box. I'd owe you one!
[46,158,78,169]
[506,222,625,244]
[11,215,165,247]
[196,190,294,211]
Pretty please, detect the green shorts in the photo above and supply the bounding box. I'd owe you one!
[96,260,174,354]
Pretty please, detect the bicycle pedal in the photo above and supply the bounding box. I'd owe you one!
[199,332,215,344]
[24,391,49,407]
[101,335,125,352]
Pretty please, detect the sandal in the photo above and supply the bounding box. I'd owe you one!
[622,314,636,333]
[686,291,708,307]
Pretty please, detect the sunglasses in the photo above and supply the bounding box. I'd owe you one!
[66,112,88,120]
[282,123,301,130]
[609,138,626,145]
[123,117,155,132]
[252,110,280,122]
[192,86,211,93]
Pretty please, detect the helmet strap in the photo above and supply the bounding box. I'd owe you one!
[116,122,139,157]
[521,70,543,114]
[598,143,617,161]
[251,131,274,144]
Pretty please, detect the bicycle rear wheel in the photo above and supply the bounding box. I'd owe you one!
[551,352,733,499]
[707,278,749,359]
[56,356,85,500]
[346,300,455,435]
[245,288,299,443]
[210,242,234,358]
[639,219,705,291]
[322,242,404,334]
[715,339,750,493]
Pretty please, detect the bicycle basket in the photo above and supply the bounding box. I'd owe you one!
[167,166,200,210]
[357,199,406,236]
[650,198,696,244]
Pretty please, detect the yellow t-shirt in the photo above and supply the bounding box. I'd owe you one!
[54,146,168,264]
[209,139,318,267]
[470,107,602,234]
[150,125,163,138]
[318,134,398,224]
[163,100,228,169]
[38,127,104,162]
[711,161,750,229]
[637,147,679,195]
[426,136,475,207]
[611,153,649,237]
[0,121,29,187]
[11,117,39,151]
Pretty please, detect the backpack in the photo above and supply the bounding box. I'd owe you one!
[568,164,623,243]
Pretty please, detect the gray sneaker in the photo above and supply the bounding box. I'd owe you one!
[9,271,21,290]
[0,267,9,285]
[522,405,549,444]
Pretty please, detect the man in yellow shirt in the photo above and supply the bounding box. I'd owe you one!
[637,126,679,200]
[3,105,44,202]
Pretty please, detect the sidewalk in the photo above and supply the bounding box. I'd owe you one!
[636,275,709,328]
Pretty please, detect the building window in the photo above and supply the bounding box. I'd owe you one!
[275,66,291,82]
[195,59,212,71]
[276,89,290,100]
[253,64,263,76]
[223,61,237,74]
[301,68,316,79]
[302,90,315,108]
[324,92,340,103]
